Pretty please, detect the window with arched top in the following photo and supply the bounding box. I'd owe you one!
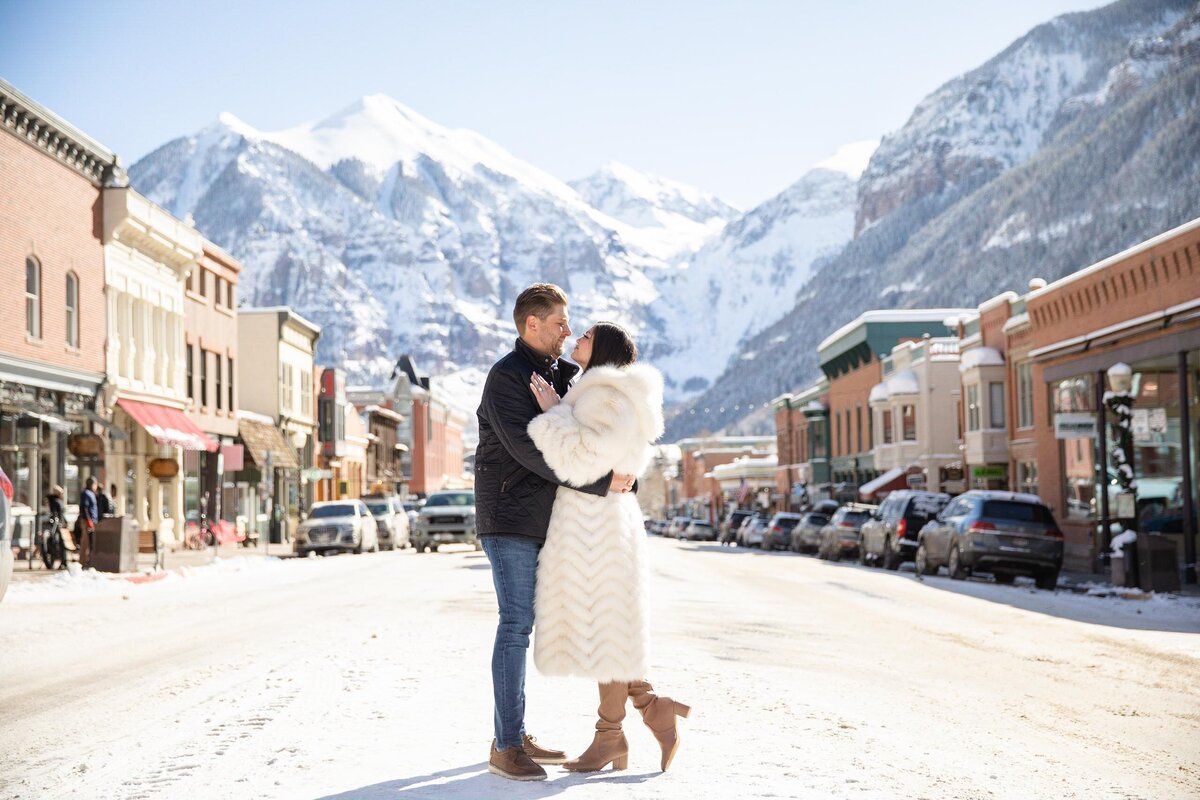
[65,271,79,348]
[25,257,41,338]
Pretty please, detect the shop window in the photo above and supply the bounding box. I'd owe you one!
[186,345,194,401]
[988,382,1005,429]
[1017,461,1038,496]
[200,348,209,407]
[25,256,41,338]
[1017,361,1033,429]
[902,405,916,441]
[65,271,79,348]
[966,384,980,431]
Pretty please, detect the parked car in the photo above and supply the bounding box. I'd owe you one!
[412,490,478,552]
[364,495,411,550]
[0,466,12,603]
[791,511,830,553]
[737,515,769,548]
[762,512,803,551]
[682,520,717,541]
[817,504,876,561]
[294,500,380,556]
[915,490,1063,589]
[666,516,692,538]
[859,490,950,570]
[811,499,840,516]
[720,509,755,545]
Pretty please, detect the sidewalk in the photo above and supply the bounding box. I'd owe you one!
[1058,568,1200,597]
[10,540,297,582]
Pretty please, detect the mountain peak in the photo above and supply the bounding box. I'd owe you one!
[214,111,260,139]
[812,140,880,180]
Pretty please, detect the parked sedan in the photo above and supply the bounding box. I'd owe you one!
[762,512,803,551]
[295,500,380,556]
[737,515,768,548]
[682,520,717,541]
[859,490,949,569]
[817,505,876,561]
[790,512,829,553]
[364,496,410,550]
[915,491,1063,589]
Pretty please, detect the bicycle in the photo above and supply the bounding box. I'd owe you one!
[38,514,68,570]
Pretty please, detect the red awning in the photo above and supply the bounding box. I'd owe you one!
[116,398,218,452]
[858,467,908,502]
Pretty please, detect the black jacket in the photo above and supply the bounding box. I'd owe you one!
[475,338,611,541]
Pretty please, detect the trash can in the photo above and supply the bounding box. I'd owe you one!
[91,517,139,573]
[1137,534,1181,593]
[1110,541,1141,589]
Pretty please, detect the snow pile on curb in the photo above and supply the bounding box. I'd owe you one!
[4,556,292,604]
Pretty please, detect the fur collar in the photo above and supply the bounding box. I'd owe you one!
[568,363,665,443]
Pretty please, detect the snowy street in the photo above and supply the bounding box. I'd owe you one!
[2,538,1198,800]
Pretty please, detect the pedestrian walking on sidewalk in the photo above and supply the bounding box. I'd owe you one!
[528,321,691,774]
[77,477,98,567]
[474,283,636,782]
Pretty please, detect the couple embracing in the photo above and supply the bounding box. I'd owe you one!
[475,283,691,781]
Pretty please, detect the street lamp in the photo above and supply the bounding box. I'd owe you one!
[1104,362,1136,531]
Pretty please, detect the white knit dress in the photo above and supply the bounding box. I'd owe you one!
[527,364,664,683]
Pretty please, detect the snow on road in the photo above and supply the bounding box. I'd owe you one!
[1,538,1198,800]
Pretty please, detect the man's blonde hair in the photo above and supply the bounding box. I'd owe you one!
[513,283,568,334]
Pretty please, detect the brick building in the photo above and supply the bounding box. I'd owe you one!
[0,79,121,512]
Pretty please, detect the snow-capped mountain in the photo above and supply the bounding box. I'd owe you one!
[667,0,1200,439]
[130,94,865,402]
[569,161,739,260]
[133,95,689,382]
[856,0,1191,234]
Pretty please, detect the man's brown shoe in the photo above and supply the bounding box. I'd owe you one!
[522,734,568,765]
[489,740,547,781]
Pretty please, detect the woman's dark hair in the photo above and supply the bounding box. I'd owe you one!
[585,321,638,371]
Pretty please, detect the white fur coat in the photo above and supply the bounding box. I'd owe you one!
[527,363,664,682]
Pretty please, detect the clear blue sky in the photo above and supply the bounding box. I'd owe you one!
[1,0,1106,208]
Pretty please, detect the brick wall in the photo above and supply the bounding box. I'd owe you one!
[0,132,105,374]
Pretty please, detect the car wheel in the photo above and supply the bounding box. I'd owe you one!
[915,542,936,576]
[883,540,901,571]
[993,571,1015,585]
[948,544,968,580]
[1035,569,1059,591]
[858,545,869,566]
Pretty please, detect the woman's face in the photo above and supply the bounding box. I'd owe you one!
[571,326,596,368]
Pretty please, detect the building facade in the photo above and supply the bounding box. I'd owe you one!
[0,79,120,517]
[183,242,242,534]
[102,187,209,545]
[237,308,319,539]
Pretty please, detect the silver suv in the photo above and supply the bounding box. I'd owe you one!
[295,500,380,556]
[413,491,477,553]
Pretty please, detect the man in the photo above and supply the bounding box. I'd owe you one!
[476,283,636,782]
[78,476,99,567]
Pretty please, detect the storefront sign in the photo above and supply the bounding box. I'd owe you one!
[970,465,1006,480]
[67,433,104,458]
[148,458,179,479]
[1054,412,1097,439]
[1114,492,1136,519]
[906,473,927,488]
[221,444,244,472]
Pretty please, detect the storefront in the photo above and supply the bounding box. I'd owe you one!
[1028,218,1199,581]
[235,412,300,544]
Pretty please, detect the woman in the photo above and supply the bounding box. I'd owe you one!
[527,321,690,773]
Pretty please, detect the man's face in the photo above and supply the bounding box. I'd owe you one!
[527,304,572,358]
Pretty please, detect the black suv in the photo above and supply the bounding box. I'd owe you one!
[860,490,950,570]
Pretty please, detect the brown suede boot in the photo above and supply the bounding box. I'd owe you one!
[628,679,691,771]
[563,681,630,772]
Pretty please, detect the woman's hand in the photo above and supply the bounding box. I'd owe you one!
[529,372,561,412]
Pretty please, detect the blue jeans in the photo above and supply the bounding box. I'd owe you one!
[481,535,541,750]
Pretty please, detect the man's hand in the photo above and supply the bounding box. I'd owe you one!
[610,473,636,493]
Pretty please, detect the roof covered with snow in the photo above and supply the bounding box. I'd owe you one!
[959,346,1006,372]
